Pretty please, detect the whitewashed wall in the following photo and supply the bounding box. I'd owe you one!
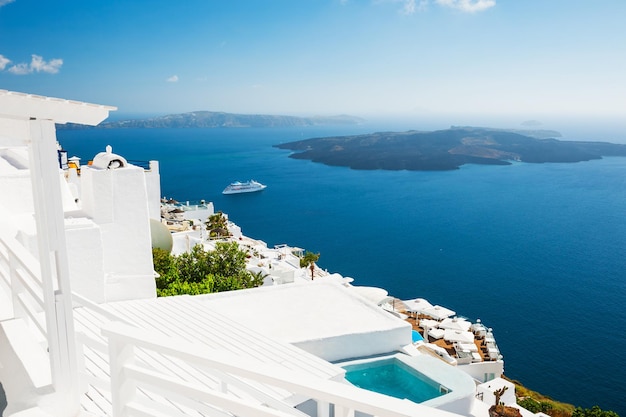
[80,163,156,301]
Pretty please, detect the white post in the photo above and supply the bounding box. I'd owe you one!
[334,405,355,417]
[317,399,330,417]
[8,252,24,320]
[108,337,136,417]
[27,119,80,415]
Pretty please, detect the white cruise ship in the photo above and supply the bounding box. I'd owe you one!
[222,179,267,194]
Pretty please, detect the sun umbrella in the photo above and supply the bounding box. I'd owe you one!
[423,305,456,320]
[439,317,472,332]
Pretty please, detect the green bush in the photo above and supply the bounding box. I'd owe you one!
[571,406,619,417]
[152,242,263,297]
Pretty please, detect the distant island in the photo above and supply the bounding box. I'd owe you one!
[275,126,626,171]
[57,111,365,129]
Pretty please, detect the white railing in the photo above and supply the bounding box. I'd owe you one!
[103,322,458,417]
[0,230,49,351]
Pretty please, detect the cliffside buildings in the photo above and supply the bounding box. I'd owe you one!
[1,90,518,417]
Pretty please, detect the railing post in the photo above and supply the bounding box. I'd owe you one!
[27,119,80,415]
[8,252,23,320]
[334,405,355,417]
[317,399,330,417]
[108,336,136,417]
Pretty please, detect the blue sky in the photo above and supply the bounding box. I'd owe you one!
[1,0,626,121]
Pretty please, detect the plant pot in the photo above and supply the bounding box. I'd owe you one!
[489,405,522,417]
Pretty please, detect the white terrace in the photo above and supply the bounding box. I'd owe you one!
[0,90,463,417]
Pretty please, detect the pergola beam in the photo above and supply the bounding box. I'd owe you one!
[0,89,116,126]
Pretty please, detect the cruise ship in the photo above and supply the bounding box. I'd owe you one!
[222,179,267,194]
[0,90,528,417]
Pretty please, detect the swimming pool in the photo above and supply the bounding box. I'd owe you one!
[342,357,445,403]
[412,329,424,343]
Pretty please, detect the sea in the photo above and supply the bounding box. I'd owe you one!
[52,122,626,415]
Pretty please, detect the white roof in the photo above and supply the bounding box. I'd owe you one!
[98,295,342,380]
[351,285,389,305]
[0,89,115,125]
[195,281,412,361]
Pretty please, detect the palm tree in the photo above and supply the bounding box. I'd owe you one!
[300,251,320,280]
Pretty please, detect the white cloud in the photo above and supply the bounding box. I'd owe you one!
[376,0,432,15]
[0,0,15,7]
[402,0,429,14]
[8,63,30,75]
[5,54,63,74]
[401,0,416,15]
[30,54,63,73]
[166,75,179,83]
[435,0,495,13]
[0,54,10,70]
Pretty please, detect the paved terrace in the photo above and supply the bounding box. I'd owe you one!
[74,293,346,416]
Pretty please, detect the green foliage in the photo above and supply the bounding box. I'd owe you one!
[299,251,320,280]
[157,278,215,297]
[153,247,180,289]
[299,251,320,268]
[511,377,615,417]
[205,211,231,239]
[571,406,619,417]
[152,242,262,297]
[518,398,553,414]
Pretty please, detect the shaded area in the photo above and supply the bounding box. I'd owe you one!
[275,126,626,171]
[0,382,6,415]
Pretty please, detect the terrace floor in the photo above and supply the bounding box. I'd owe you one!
[401,313,491,361]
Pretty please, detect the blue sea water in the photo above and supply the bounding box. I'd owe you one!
[56,125,626,416]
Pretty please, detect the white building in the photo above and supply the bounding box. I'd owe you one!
[0,90,522,417]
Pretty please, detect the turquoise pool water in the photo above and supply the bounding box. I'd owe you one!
[342,357,445,403]
[412,330,424,343]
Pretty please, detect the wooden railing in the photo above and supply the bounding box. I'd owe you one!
[103,322,458,417]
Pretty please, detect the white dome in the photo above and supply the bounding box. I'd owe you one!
[91,145,128,170]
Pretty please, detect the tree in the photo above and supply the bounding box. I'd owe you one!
[300,251,320,280]
[205,211,231,239]
[152,242,263,297]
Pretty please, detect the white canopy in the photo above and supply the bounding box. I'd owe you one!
[456,343,478,352]
[428,328,445,339]
[443,329,475,344]
[423,305,456,320]
[419,319,440,329]
[402,298,434,313]
[439,317,472,332]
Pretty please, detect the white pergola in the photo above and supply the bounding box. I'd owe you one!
[0,90,115,416]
